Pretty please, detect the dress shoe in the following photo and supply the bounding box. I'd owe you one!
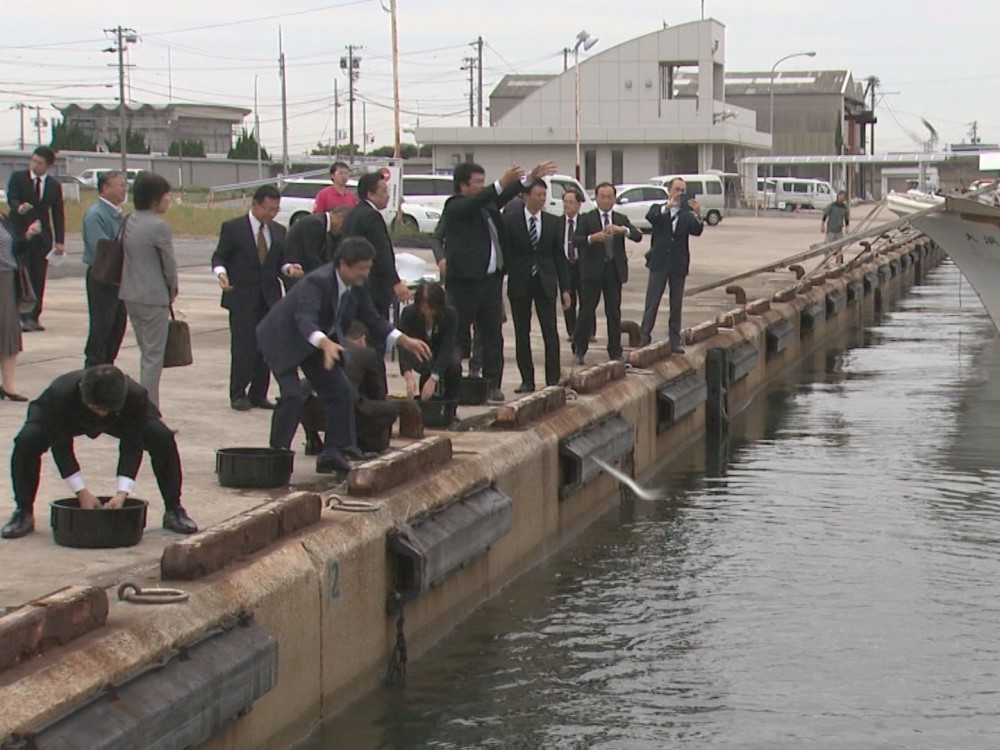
[252,398,276,410]
[1,510,34,539]
[316,450,352,474]
[487,388,506,403]
[514,383,535,394]
[0,387,28,402]
[574,355,586,366]
[32,320,45,332]
[672,346,686,355]
[163,507,198,534]
[304,431,323,456]
[342,445,378,461]
[230,396,253,411]
[21,319,41,332]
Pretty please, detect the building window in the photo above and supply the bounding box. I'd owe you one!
[584,149,597,191]
[659,63,699,100]
[611,149,623,186]
[464,152,474,163]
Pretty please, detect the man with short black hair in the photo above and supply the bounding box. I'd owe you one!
[340,171,409,322]
[821,190,851,243]
[284,205,350,289]
[1,365,198,539]
[257,237,431,474]
[212,184,289,411]
[313,161,357,213]
[82,170,128,368]
[5,145,65,331]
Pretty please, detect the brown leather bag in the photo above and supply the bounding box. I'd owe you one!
[91,213,130,286]
[163,307,193,368]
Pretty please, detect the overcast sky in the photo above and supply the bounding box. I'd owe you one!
[0,0,995,160]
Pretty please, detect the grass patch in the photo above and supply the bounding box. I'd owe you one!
[62,191,246,237]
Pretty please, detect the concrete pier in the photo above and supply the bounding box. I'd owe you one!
[0,208,939,748]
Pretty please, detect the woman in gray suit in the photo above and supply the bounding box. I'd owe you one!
[120,172,178,407]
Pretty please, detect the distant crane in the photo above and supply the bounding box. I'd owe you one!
[920,118,939,153]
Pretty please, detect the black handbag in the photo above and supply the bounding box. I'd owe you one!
[163,307,193,368]
[91,213,130,286]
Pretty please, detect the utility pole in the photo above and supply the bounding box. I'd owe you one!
[475,36,484,127]
[333,79,340,157]
[103,26,138,174]
[462,57,476,127]
[9,103,26,151]
[867,75,878,199]
[279,27,289,174]
[390,0,402,158]
[563,48,570,72]
[362,101,367,156]
[341,45,362,160]
[254,74,262,179]
[32,106,46,145]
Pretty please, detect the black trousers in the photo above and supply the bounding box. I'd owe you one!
[302,394,401,454]
[414,356,462,400]
[270,351,355,455]
[447,274,504,389]
[84,268,127,369]
[11,419,182,513]
[19,233,49,321]
[574,263,624,360]
[228,298,271,402]
[563,260,580,339]
[639,269,686,348]
[509,278,561,387]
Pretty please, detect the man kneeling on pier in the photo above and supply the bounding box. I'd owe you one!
[1,365,198,539]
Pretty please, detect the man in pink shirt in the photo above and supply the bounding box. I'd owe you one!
[313,161,357,213]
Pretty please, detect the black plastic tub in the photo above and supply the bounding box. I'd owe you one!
[216,447,295,488]
[458,376,489,406]
[50,498,148,549]
[418,399,459,429]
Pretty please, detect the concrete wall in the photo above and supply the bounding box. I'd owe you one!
[0,239,942,749]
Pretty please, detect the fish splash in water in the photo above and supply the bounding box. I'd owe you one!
[591,457,666,501]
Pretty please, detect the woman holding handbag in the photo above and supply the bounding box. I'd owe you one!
[0,214,42,401]
[119,172,178,408]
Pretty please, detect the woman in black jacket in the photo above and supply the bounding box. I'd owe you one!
[396,281,461,401]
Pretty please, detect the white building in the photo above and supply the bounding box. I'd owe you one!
[416,19,770,188]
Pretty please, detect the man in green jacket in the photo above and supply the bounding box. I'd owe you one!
[821,191,851,244]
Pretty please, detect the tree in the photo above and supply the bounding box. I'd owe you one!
[168,139,206,158]
[49,121,97,151]
[419,144,432,157]
[229,128,269,161]
[104,127,150,154]
[310,141,355,156]
[362,144,421,159]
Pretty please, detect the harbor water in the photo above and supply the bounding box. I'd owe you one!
[301,261,1000,749]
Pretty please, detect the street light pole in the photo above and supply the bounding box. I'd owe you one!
[767,49,815,208]
[572,31,598,183]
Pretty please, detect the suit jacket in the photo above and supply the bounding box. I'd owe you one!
[502,204,569,299]
[285,213,337,277]
[5,170,65,245]
[256,263,394,376]
[25,370,157,480]
[340,200,400,311]
[558,214,581,265]
[395,303,458,378]
[344,341,386,403]
[441,180,522,282]
[645,203,704,276]
[211,215,287,312]
[119,210,177,305]
[573,209,642,284]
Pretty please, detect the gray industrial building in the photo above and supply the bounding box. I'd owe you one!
[55,103,251,155]
[417,19,771,189]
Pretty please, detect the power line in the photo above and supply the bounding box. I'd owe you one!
[143,0,374,37]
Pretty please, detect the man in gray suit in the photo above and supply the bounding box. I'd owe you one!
[82,170,127,368]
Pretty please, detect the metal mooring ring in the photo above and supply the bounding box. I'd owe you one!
[325,495,380,513]
[117,581,190,605]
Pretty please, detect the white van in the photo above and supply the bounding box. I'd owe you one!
[76,168,142,188]
[404,172,593,216]
[772,178,835,211]
[647,173,725,225]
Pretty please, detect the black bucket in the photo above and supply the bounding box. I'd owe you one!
[216,447,295,488]
[418,399,458,429]
[458,376,489,406]
[50,498,148,549]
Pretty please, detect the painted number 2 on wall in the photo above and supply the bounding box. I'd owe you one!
[329,560,341,600]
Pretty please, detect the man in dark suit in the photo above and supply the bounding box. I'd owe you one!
[640,177,704,352]
[5,145,65,331]
[283,205,350,289]
[502,180,571,391]
[211,185,291,411]
[573,182,642,363]
[441,160,555,402]
[256,237,431,474]
[559,188,584,342]
[340,171,409,322]
[1,365,197,539]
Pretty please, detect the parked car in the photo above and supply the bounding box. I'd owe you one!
[76,167,142,188]
[611,184,668,231]
[647,173,726,225]
[275,178,441,232]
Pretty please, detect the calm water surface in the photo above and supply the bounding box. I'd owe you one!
[301,261,1000,749]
